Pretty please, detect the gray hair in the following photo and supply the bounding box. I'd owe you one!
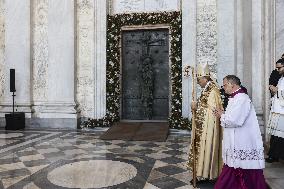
[223,75,241,86]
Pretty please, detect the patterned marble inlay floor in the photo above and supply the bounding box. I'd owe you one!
[0,128,213,189]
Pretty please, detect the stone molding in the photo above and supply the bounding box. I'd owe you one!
[110,0,180,15]
[31,102,76,118]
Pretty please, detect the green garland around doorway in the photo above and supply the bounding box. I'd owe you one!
[81,11,190,130]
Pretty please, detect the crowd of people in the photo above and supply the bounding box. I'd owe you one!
[187,54,284,188]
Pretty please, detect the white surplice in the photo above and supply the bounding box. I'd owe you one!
[220,93,265,169]
[268,76,284,138]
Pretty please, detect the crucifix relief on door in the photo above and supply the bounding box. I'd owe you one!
[121,29,169,120]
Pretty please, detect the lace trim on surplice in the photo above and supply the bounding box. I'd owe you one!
[226,148,264,161]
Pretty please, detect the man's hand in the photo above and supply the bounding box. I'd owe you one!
[269,85,278,94]
[213,107,223,118]
[191,101,197,111]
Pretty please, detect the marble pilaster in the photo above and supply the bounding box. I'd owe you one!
[45,0,76,118]
[76,0,95,119]
[31,0,49,116]
[217,0,236,83]
[197,0,217,76]
[264,0,275,141]
[251,0,264,115]
[236,0,244,82]
[181,0,196,118]
[94,0,107,119]
[1,0,31,115]
[275,0,284,58]
[0,0,5,102]
[31,0,76,122]
[242,1,252,95]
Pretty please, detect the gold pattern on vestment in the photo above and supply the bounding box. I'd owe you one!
[187,82,223,180]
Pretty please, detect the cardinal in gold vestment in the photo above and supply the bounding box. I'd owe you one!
[187,63,223,180]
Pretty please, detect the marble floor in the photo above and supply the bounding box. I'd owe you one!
[1,127,280,189]
[264,160,284,189]
[0,128,203,189]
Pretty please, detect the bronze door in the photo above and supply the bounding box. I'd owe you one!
[121,29,169,120]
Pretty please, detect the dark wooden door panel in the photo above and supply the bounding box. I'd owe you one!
[122,29,169,120]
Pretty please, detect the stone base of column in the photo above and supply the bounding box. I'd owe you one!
[31,102,77,118]
[29,118,77,129]
[22,102,78,129]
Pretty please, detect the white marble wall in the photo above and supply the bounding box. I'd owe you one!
[111,0,180,14]
[31,0,76,119]
[182,0,218,118]
[242,0,253,96]
[0,0,76,127]
[48,0,74,103]
[45,0,76,118]
[217,0,267,133]
[236,0,244,83]
[182,0,196,118]
[276,0,284,58]
[2,0,31,115]
[0,0,5,102]
[0,0,279,130]
[251,0,264,114]
[217,0,236,83]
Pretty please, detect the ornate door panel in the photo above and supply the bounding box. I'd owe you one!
[121,29,169,120]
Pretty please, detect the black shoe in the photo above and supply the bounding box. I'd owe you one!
[265,156,279,163]
[190,179,209,185]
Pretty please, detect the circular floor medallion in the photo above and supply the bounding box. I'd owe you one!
[0,133,24,139]
[47,160,137,188]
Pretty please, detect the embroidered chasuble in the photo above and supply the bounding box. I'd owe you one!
[187,81,223,180]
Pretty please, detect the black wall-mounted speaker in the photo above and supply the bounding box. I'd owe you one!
[10,69,16,92]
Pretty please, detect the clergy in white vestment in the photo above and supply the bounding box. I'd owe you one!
[213,75,268,189]
[267,58,284,162]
